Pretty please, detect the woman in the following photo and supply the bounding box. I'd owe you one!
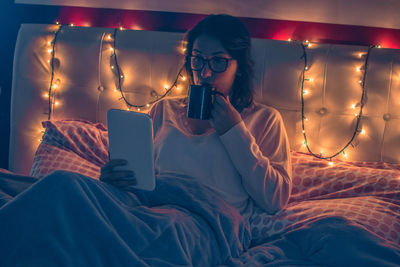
[101,14,292,215]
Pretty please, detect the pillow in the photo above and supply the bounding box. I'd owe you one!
[289,151,400,203]
[250,151,400,245]
[250,196,400,246]
[30,120,109,179]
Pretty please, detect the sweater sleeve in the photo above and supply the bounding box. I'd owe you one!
[219,109,292,214]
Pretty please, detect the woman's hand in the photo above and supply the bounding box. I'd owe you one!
[210,95,242,135]
[100,159,137,189]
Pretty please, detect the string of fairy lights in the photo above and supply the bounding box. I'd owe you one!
[42,23,384,163]
[297,40,377,162]
[46,24,66,120]
[109,27,187,111]
[43,23,188,118]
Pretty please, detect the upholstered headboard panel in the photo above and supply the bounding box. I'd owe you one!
[10,24,400,174]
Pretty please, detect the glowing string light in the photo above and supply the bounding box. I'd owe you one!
[299,41,374,161]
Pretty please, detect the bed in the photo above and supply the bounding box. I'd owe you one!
[1,23,400,266]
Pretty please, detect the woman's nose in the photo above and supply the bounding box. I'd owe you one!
[200,62,213,79]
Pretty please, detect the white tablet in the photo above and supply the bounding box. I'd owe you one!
[107,109,155,191]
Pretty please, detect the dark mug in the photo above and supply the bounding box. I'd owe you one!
[187,84,225,120]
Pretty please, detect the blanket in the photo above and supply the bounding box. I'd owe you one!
[0,170,250,266]
[1,169,400,266]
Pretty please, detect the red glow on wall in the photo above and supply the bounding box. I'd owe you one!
[54,6,400,49]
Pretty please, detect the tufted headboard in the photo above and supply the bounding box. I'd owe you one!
[10,24,400,175]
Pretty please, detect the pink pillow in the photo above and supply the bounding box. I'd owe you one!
[289,151,400,202]
[250,151,400,245]
[30,120,109,179]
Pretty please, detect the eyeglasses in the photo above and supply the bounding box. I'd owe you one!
[190,55,234,73]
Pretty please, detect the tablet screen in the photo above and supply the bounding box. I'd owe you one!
[107,109,155,191]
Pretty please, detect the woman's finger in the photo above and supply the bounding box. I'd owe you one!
[106,159,127,168]
[101,159,128,173]
[109,179,138,188]
[100,170,135,181]
[214,95,226,107]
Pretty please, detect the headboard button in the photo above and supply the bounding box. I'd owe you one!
[383,113,391,121]
[318,107,327,115]
[97,85,105,92]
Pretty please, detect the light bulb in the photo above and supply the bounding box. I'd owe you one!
[70,23,74,27]
[109,47,114,52]
[181,76,187,81]
[107,35,112,40]
[47,49,53,54]
[303,89,310,95]
[288,38,292,42]
[356,66,361,72]
[146,104,150,107]
[164,84,169,90]
[351,103,356,109]
[361,129,366,135]
[55,101,60,106]
[329,161,334,166]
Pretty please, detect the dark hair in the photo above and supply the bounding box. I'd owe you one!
[183,14,254,112]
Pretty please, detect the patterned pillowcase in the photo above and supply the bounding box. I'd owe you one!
[250,196,400,246]
[30,120,109,179]
[250,151,400,245]
[289,151,400,202]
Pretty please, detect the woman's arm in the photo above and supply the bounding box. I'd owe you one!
[219,109,292,214]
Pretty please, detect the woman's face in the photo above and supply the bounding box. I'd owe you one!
[191,35,238,96]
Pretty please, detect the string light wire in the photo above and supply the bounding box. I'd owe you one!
[299,42,375,160]
[111,28,186,110]
[47,24,65,120]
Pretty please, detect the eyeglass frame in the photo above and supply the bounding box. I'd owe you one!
[189,55,235,73]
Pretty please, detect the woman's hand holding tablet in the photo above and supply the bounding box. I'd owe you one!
[100,159,137,189]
